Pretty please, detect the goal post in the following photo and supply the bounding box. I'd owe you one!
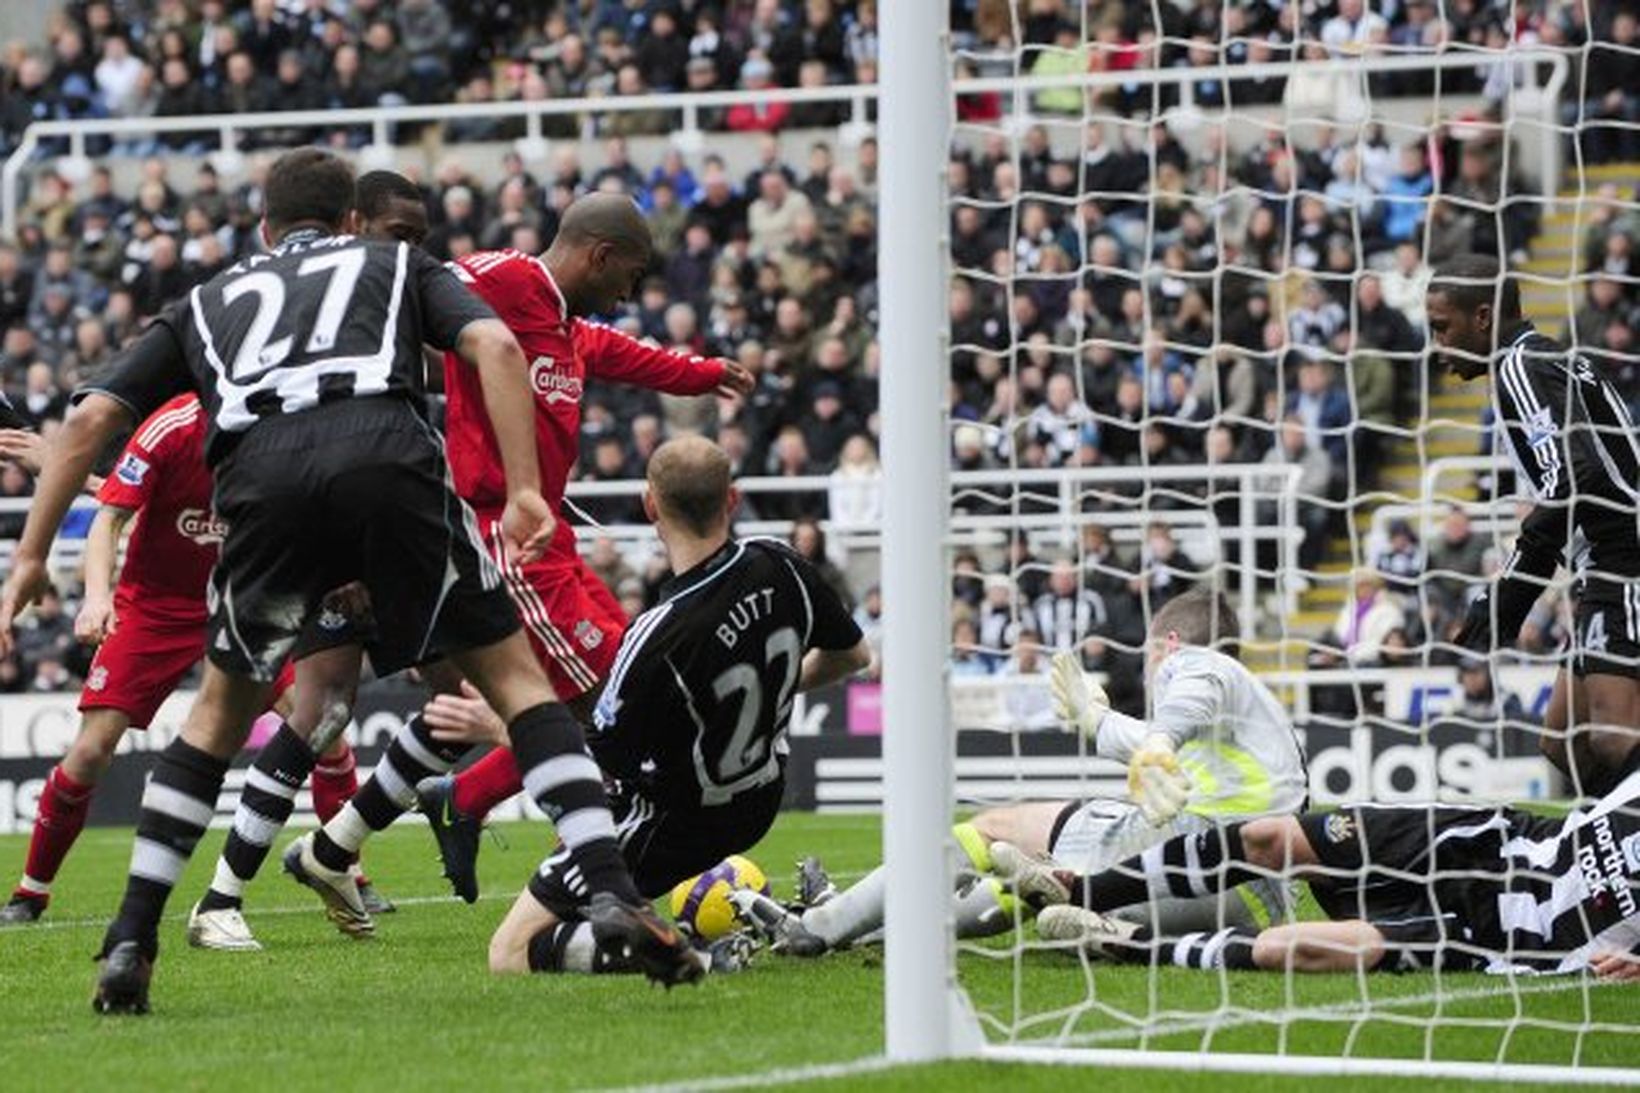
[877,0,974,1063]
[878,7,1640,1082]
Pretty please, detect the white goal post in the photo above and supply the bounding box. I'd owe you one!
[877,2,1639,1083]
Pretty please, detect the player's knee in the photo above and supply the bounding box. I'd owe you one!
[487,925,530,975]
[65,732,116,780]
[967,809,1008,846]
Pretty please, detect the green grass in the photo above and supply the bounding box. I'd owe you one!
[0,814,1635,1091]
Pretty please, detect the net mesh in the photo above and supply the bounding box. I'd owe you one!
[938,0,1640,1075]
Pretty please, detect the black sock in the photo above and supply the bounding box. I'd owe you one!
[525,920,638,975]
[350,713,467,831]
[313,713,468,872]
[103,739,228,959]
[1165,926,1262,970]
[507,702,637,904]
[1071,824,1256,910]
[201,724,313,912]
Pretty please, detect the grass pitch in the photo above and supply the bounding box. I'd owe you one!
[0,812,1634,1091]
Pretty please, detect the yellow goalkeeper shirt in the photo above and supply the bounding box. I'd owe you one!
[1097,647,1308,818]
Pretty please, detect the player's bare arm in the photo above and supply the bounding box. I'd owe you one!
[73,505,133,646]
[0,393,132,654]
[799,639,872,691]
[455,317,554,562]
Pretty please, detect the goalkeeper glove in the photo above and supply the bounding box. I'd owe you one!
[1049,651,1110,739]
[1128,733,1191,827]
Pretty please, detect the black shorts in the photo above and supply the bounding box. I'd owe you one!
[1571,589,1640,679]
[290,606,375,662]
[207,398,519,682]
[527,779,785,919]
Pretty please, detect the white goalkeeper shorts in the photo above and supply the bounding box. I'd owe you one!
[1048,797,1294,932]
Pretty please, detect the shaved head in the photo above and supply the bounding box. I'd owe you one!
[647,435,733,537]
[545,193,655,316]
[556,192,653,260]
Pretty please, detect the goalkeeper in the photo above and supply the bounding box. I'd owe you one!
[997,753,1640,979]
[738,589,1309,953]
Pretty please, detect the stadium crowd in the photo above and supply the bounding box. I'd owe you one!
[0,0,1636,705]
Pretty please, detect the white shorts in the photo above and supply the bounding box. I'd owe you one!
[1047,798,1294,931]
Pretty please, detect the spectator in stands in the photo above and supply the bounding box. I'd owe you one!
[1374,519,1423,596]
[1376,143,1434,250]
[587,537,636,599]
[1356,274,1422,358]
[1026,372,1096,468]
[14,586,76,688]
[950,617,992,678]
[1288,278,1346,350]
[1286,357,1351,479]
[1324,569,1407,666]
[726,57,790,132]
[1575,276,1629,349]
[125,232,185,318]
[1035,558,1109,657]
[852,584,883,678]
[1130,522,1196,611]
[1424,505,1489,637]
[748,170,813,258]
[1444,657,1531,728]
[826,433,881,529]
[976,575,1018,670]
[1576,8,1640,165]
[760,426,825,521]
[1260,415,1332,569]
[791,516,854,610]
[359,19,411,107]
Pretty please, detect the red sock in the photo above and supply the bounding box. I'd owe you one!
[14,766,96,903]
[312,743,367,881]
[310,742,358,825]
[452,747,524,820]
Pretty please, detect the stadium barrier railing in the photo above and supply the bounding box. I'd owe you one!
[2,47,1568,242]
[0,462,1301,644]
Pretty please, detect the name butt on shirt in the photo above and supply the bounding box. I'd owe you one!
[715,587,778,649]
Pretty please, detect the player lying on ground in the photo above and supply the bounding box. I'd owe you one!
[0,394,385,935]
[182,170,444,948]
[995,752,1640,979]
[289,192,752,926]
[1431,254,1640,795]
[735,590,1309,954]
[0,149,700,1013]
[424,436,870,974]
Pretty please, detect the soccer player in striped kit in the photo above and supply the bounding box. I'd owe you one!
[296,193,753,917]
[1430,254,1640,796]
[0,150,701,1011]
[1001,751,1640,978]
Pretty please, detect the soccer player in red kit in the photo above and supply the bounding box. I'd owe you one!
[303,193,752,908]
[0,395,311,925]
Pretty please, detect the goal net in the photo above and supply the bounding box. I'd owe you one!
[878,0,1640,1082]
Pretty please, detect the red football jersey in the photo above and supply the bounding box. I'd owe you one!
[441,249,725,563]
[95,393,224,614]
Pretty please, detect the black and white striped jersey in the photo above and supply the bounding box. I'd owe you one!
[590,538,863,809]
[78,229,494,466]
[1457,762,1640,973]
[1484,322,1640,632]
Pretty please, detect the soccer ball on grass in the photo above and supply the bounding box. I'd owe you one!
[668,855,769,940]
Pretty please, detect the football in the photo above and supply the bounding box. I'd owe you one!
[667,855,771,941]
